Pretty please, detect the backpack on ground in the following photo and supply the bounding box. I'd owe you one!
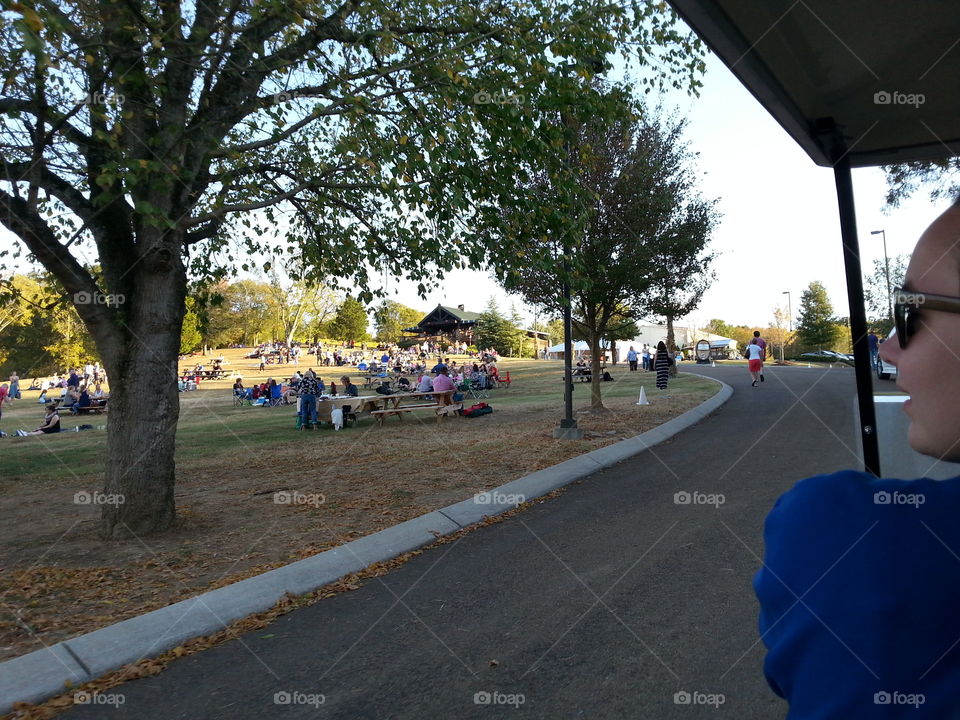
[462,402,493,418]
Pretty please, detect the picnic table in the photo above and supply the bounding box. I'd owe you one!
[56,398,109,415]
[182,369,224,379]
[361,390,460,427]
[570,366,607,382]
[304,394,379,425]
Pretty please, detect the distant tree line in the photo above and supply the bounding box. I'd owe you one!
[0,272,451,374]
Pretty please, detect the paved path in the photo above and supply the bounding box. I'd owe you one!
[65,365,861,719]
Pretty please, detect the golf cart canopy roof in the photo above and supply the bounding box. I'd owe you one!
[669,0,960,167]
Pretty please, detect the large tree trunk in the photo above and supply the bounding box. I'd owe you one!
[589,330,604,409]
[666,314,679,377]
[99,246,186,539]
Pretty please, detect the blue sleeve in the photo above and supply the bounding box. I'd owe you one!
[755,471,960,718]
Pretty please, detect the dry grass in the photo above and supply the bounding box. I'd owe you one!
[0,351,718,662]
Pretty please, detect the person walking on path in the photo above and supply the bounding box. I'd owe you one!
[755,198,960,718]
[745,338,764,387]
[654,341,672,390]
[752,330,767,381]
[626,346,638,371]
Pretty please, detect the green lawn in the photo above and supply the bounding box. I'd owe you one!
[0,358,718,485]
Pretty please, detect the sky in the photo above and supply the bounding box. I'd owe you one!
[378,52,946,330]
[0,39,948,333]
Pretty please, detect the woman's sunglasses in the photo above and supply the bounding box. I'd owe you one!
[893,287,960,348]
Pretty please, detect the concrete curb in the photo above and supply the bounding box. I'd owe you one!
[0,375,732,714]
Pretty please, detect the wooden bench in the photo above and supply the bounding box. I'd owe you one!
[369,403,453,426]
[75,405,107,415]
[56,403,107,415]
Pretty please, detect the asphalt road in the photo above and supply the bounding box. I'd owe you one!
[65,365,863,720]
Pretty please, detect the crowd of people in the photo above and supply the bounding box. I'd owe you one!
[232,350,505,429]
[0,363,108,437]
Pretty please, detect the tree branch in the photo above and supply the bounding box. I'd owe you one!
[0,190,122,350]
[0,158,95,223]
[0,99,96,151]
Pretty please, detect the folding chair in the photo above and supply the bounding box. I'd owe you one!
[268,384,283,406]
[464,378,489,399]
[234,389,248,406]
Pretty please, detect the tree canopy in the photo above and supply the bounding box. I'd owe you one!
[373,300,423,344]
[862,254,907,332]
[500,98,718,407]
[883,158,960,208]
[473,298,520,354]
[795,281,841,350]
[0,0,705,537]
[326,296,368,344]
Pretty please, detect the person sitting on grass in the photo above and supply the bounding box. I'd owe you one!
[16,406,61,436]
[340,375,359,397]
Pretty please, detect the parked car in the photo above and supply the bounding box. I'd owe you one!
[798,350,855,366]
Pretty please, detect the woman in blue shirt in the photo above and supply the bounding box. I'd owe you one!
[755,198,960,718]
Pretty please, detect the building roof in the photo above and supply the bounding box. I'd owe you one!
[434,305,482,322]
[404,304,483,334]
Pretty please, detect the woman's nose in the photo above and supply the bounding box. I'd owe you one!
[879,329,900,366]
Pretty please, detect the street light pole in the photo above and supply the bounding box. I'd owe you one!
[870,229,892,323]
[781,291,791,363]
[552,84,583,441]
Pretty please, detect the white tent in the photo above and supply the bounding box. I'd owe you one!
[545,340,603,360]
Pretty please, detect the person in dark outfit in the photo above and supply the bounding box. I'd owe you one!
[653,341,672,390]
